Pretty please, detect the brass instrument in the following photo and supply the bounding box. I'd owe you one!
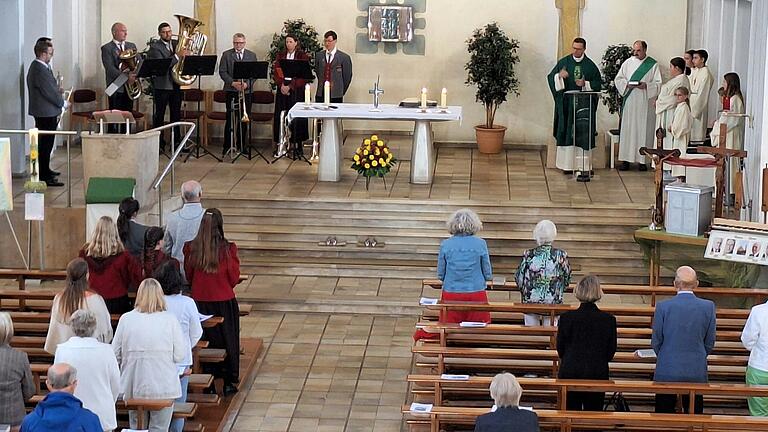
[238,83,250,123]
[118,48,142,100]
[276,110,289,157]
[172,14,207,86]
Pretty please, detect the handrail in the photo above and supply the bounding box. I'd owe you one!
[0,129,78,207]
[147,121,196,226]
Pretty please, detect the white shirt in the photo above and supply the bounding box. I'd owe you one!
[235,50,243,61]
[55,337,120,432]
[326,48,337,64]
[113,40,124,51]
[165,294,204,367]
[552,55,593,92]
[742,301,768,371]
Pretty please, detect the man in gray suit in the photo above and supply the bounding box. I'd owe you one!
[147,22,183,152]
[26,39,65,187]
[314,30,353,103]
[219,32,257,155]
[100,22,137,128]
[651,265,716,413]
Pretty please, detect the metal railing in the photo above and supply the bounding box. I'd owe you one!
[149,121,197,226]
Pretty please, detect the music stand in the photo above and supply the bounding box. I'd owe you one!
[179,55,220,162]
[272,59,313,165]
[229,61,270,163]
[138,58,174,157]
[565,90,600,182]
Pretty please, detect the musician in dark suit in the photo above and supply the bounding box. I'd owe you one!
[100,22,137,113]
[474,373,539,432]
[147,22,183,152]
[219,32,257,155]
[556,275,617,411]
[314,30,353,103]
[26,39,65,187]
[273,34,310,156]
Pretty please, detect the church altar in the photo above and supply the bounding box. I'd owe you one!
[288,104,462,184]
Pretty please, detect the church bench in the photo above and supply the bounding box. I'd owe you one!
[401,405,768,431]
[188,372,214,391]
[407,375,766,411]
[0,269,67,291]
[239,303,252,316]
[422,279,768,306]
[186,392,221,406]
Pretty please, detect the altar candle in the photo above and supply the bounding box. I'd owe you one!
[324,81,330,106]
[29,128,39,181]
[440,88,447,109]
[420,88,427,109]
[305,84,311,105]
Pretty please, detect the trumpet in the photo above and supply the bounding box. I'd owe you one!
[237,82,250,123]
[118,48,142,100]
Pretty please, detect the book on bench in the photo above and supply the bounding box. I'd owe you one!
[459,321,487,328]
[419,297,438,306]
[634,348,657,358]
[410,402,433,413]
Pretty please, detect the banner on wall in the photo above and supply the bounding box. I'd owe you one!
[0,138,12,212]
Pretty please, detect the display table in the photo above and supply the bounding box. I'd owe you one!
[81,131,160,209]
[288,103,462,184]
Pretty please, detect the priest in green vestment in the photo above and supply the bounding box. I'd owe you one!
[547,37,602,173]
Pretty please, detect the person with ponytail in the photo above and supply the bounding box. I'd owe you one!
[183,208,240,395]
[141,226,179,279]
[44,258,113,354]
[116,197,148,257]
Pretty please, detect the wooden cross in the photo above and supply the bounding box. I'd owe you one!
[639,129,680,227]
[696,122,747,219]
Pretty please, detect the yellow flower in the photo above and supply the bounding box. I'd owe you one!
[377,140,384,147]
[30,150,38,160]
[383,148,389,154]
[369,155,375,160]
[353,154,360,161]
[372,160,378,167]
[363,150,369,155]
[364,163,370,169]
[356,148,362,154]
[379,158,386,165]
[374,149,380,156]
[371,135,379,141]
[387,154,393,161]
[364,139,371,145]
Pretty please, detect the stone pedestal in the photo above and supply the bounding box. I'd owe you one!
[81,131,160,209]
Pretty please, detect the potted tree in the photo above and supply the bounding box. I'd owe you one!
[465,22,520,154]
[600,44,633,132]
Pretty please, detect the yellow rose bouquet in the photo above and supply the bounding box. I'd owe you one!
[350,134,398,187]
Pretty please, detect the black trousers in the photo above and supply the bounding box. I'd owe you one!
[104,295,132,316]
[153,89,182,149]
[566,391,605,411]
[33,116,58,181]
[224,92,252,152]
[655,393,704,414]
[107,91,133,133]
[196,298,241,385]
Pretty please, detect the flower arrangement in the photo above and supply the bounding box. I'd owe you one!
[351,134,397,188]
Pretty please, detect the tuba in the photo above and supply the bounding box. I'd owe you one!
[118,48,142,100]
[172,14,207,86]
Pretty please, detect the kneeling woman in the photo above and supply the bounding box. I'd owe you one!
[414,208,492,341]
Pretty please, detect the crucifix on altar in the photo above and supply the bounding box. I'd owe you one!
[697,122,747,219]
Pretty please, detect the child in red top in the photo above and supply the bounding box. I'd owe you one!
[140,226,180,279]
[183,208,241,395]
[79,216,142,315]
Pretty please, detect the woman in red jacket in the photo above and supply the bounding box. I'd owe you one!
[183,208,240,395]
[79,216,142,315]
[272,34,310,157]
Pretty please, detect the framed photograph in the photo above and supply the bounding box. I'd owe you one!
[368,5,414,42]
[706,236,724,257]
[722,238,737,255]
[735,239,750,257]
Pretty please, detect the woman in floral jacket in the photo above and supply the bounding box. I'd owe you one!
[515,220,571,326]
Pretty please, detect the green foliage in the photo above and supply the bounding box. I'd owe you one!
[465,22,520,128]
[600,44,633,116]
[23,181,47,193]
[267,19,323,90]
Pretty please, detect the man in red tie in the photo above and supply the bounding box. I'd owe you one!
[314,30,353,103]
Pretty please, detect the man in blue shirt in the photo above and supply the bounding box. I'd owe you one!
[21,363,102,432]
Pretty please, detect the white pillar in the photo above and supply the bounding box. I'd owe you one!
[0,0,25,174]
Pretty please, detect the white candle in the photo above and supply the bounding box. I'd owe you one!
[305,84,311,105]
[421,88,427,109]
[29,128,39,182]
[440,88,447,109]
[324,81,330,106]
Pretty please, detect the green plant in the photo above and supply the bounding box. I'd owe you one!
[600,44,633,116]
[267,19,323,90]
[465,22,520,129]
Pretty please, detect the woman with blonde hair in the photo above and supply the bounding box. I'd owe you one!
[474,373,539,431]
[79,216,142,314]
[112,278,186,432]
[183,208,241,395]
[0,312,35,428]
[44,258,112,354]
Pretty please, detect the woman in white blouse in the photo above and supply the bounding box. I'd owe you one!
[710,72,745,194]
[154,261,203,432]
[742,301,768,416]
[112,278,186,432]
[45,258,112,354]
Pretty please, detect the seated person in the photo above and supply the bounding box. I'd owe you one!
[474,373,539,432]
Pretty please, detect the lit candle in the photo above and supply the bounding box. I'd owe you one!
[324,81,330,106]
[305,83,311,106]
[440,88,447,109]
[29,128,39,182]
[420,88,427,109]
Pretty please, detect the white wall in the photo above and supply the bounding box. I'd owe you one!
[0,0,25,173]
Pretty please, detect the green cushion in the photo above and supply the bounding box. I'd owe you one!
[86,177,135,204]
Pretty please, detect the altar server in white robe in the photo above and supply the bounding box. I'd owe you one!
[710,72,745,194]
[655,58,690,152]
[668,87,692,182]
[616,40,662,171]
[689,50,714,142]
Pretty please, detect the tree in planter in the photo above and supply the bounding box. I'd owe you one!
[600,44,633,120]
[465,22,520,129]
[267,19,323,90]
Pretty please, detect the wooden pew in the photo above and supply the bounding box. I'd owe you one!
[0,269,67,291]
[402,405,768,431]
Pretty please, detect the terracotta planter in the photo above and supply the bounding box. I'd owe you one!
[474,125,507,154]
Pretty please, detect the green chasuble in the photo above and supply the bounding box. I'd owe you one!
[547,55,602,149]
